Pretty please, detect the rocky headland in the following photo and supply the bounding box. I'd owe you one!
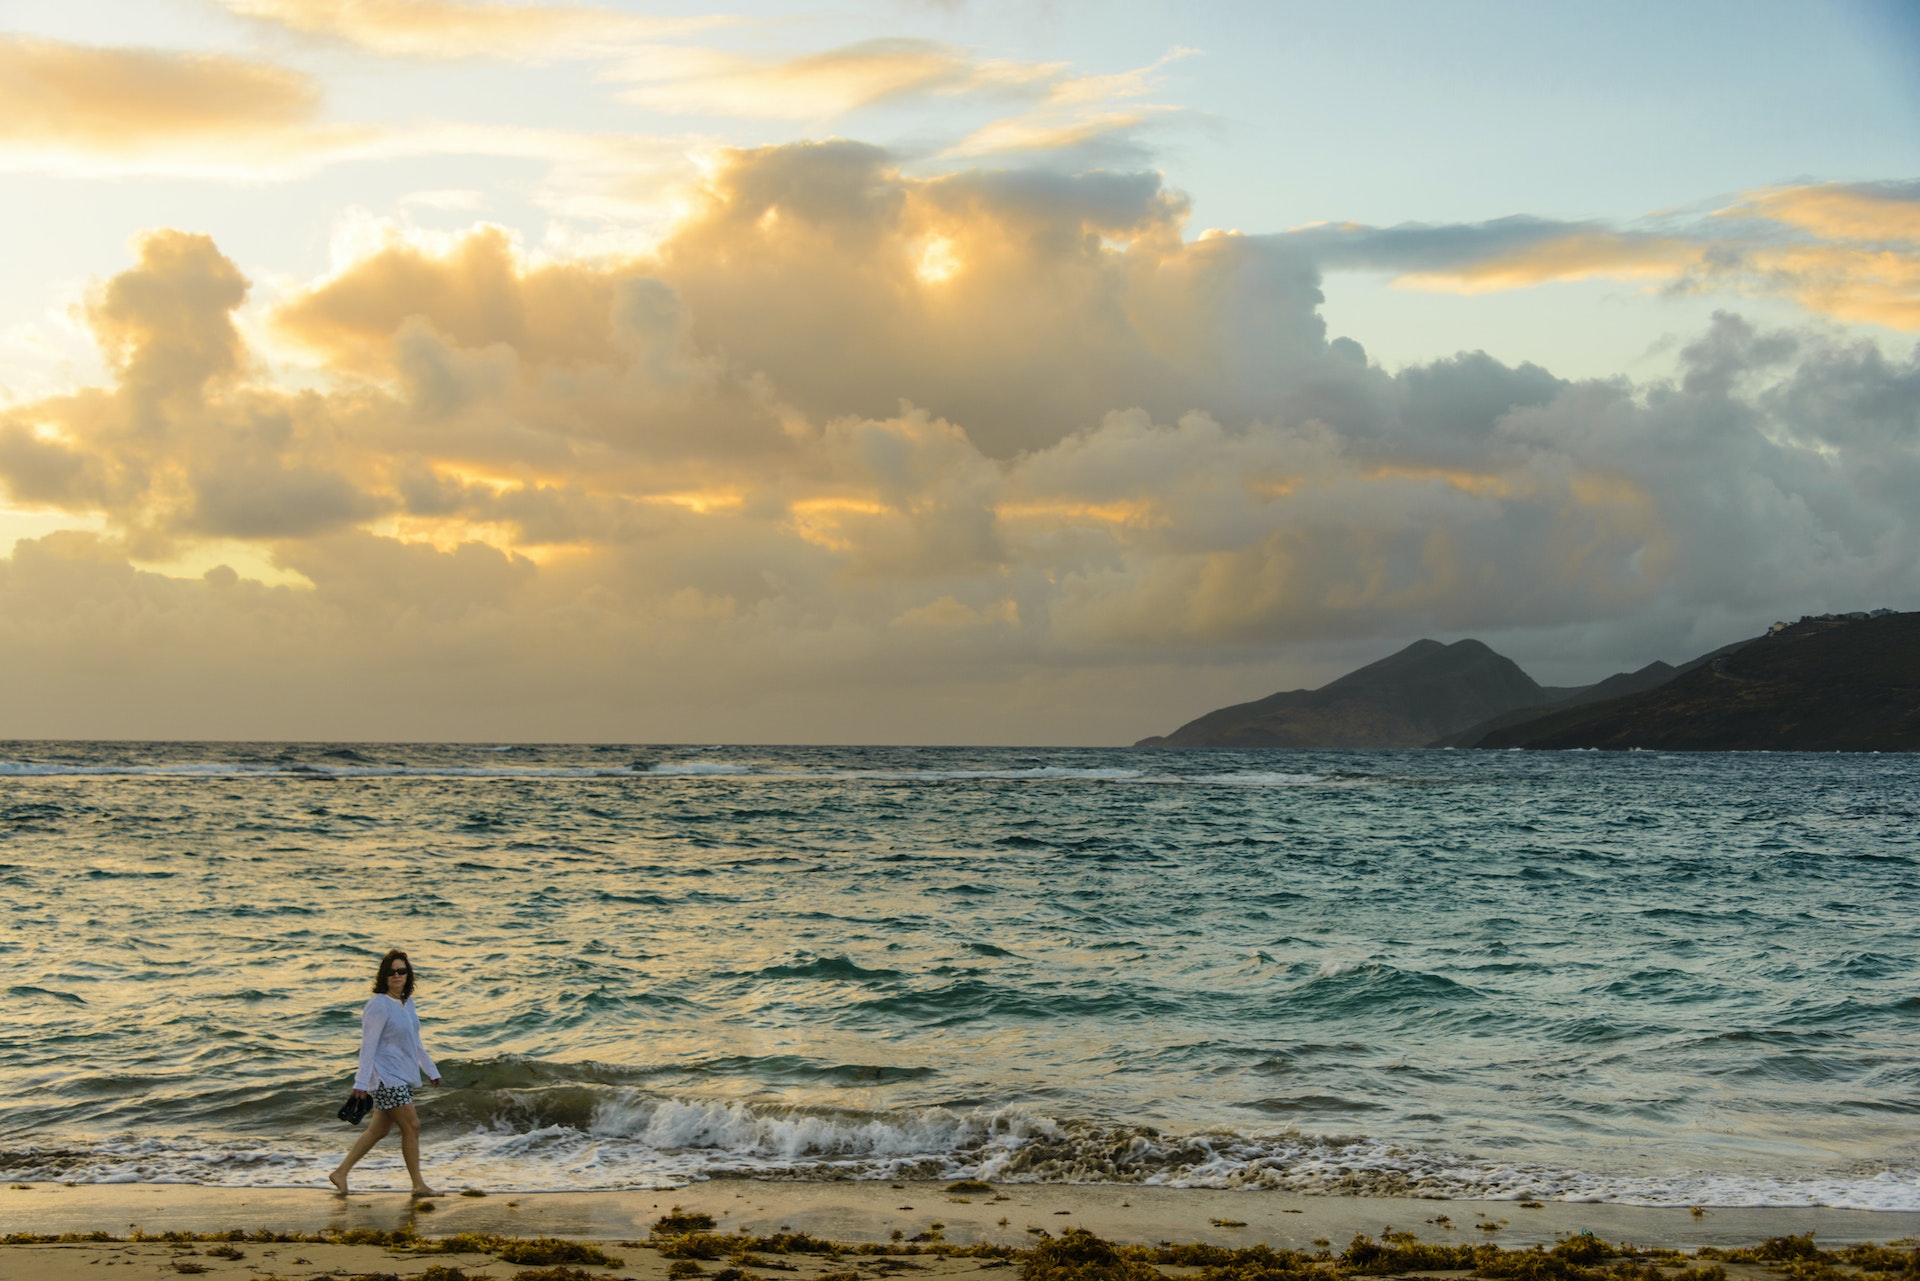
[1137,611,1917,752]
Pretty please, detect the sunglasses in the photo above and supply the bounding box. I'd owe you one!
[389,967,411,976]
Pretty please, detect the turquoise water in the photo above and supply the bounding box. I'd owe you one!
[1,743,1916,1206]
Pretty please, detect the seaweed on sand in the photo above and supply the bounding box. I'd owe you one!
[653,1226,843,1263]
[1342,1230,1485,1275]
[424,1232,622,1267]
[3,1230,115,1243]
[1703,1238,1823,1264]
[1024,1228,1165,1281]
[655,1207,722,1235]
[1191,1241,1322,1281]
[746,1231,845,1255]
[1837,1243,1920,1277]
[1019,1228,1728,1281]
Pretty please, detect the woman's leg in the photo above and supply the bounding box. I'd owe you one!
[389,1104,438,1195]
[329,1110,394,1192]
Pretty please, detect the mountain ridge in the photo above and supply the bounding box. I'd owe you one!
[1430,639,1755,748]
[1135,637,1552,749]
[1472,612,1919,751]
[1136,611,1915,751]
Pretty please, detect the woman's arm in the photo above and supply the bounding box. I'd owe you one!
[352,996,390,1093]
[411,1002,441,1085]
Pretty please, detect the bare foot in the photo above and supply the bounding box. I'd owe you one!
[411,1185,440,1198]
[328,1169,349,1195]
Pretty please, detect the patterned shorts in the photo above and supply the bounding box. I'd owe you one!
[370,1082,414,1111]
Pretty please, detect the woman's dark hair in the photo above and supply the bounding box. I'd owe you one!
[373,949,416,1000]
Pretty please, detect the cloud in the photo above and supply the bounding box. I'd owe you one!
[0,35,336,157]
[1712,184,1920,331]
[1393,232,1705,294]
[945,47,1194,161]
[1,230,386,551]
[643,142,1338,457]
[1728,181,1920,244]
[1285,181,1920,332]
[0,25,1186,217]
[3,145,1916,741]
[0,35,387,178]
[614,37,1061,120]
[607,36,1190,164]
[217,0,721,61]
[0,426,90,507]
[0,37,694,189]
[88,230,251,406]
[277,223,625,372]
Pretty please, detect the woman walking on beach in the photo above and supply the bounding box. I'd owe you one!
[330,949,441,1196]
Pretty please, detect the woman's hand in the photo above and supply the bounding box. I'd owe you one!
[351,1089,369,1100]
[430,1077,442,1087]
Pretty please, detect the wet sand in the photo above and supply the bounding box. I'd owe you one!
[4,1176,1920,1279]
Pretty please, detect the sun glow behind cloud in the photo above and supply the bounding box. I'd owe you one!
[914,235,961,284]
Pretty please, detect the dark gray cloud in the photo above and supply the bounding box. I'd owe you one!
[189,460,388,539]
[0,425,90,506]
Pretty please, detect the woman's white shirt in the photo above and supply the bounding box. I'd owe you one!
[353,994,440,1091]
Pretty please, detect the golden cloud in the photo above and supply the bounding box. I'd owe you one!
[2,146,1914,741]
[615,38,1060,119]
[1746,242,1920,332]
[1719,183,1920,330]
[1373,182,1920,332]
[217,0,718,61]
[1394,232,1705,295]
[0,229,390,548]
[275,224,629,372]
[0,35,320,151]
[1728,182,1920,246]
[949,108,1168,159]
[946,47,1191,158]
[89,231,251,403]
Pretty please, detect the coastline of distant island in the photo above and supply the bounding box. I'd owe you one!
[1135,609,1918,752]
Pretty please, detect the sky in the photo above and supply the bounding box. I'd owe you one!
[0,0,1915,744]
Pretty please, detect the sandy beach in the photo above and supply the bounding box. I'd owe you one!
[6,1179,1920,1280]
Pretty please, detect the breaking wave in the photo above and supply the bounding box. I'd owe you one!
[2,1083,1916,1210]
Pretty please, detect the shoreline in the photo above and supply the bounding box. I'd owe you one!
[5,1178,1920,1249]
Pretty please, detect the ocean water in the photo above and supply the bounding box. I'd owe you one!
[1,742,1916,1208]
